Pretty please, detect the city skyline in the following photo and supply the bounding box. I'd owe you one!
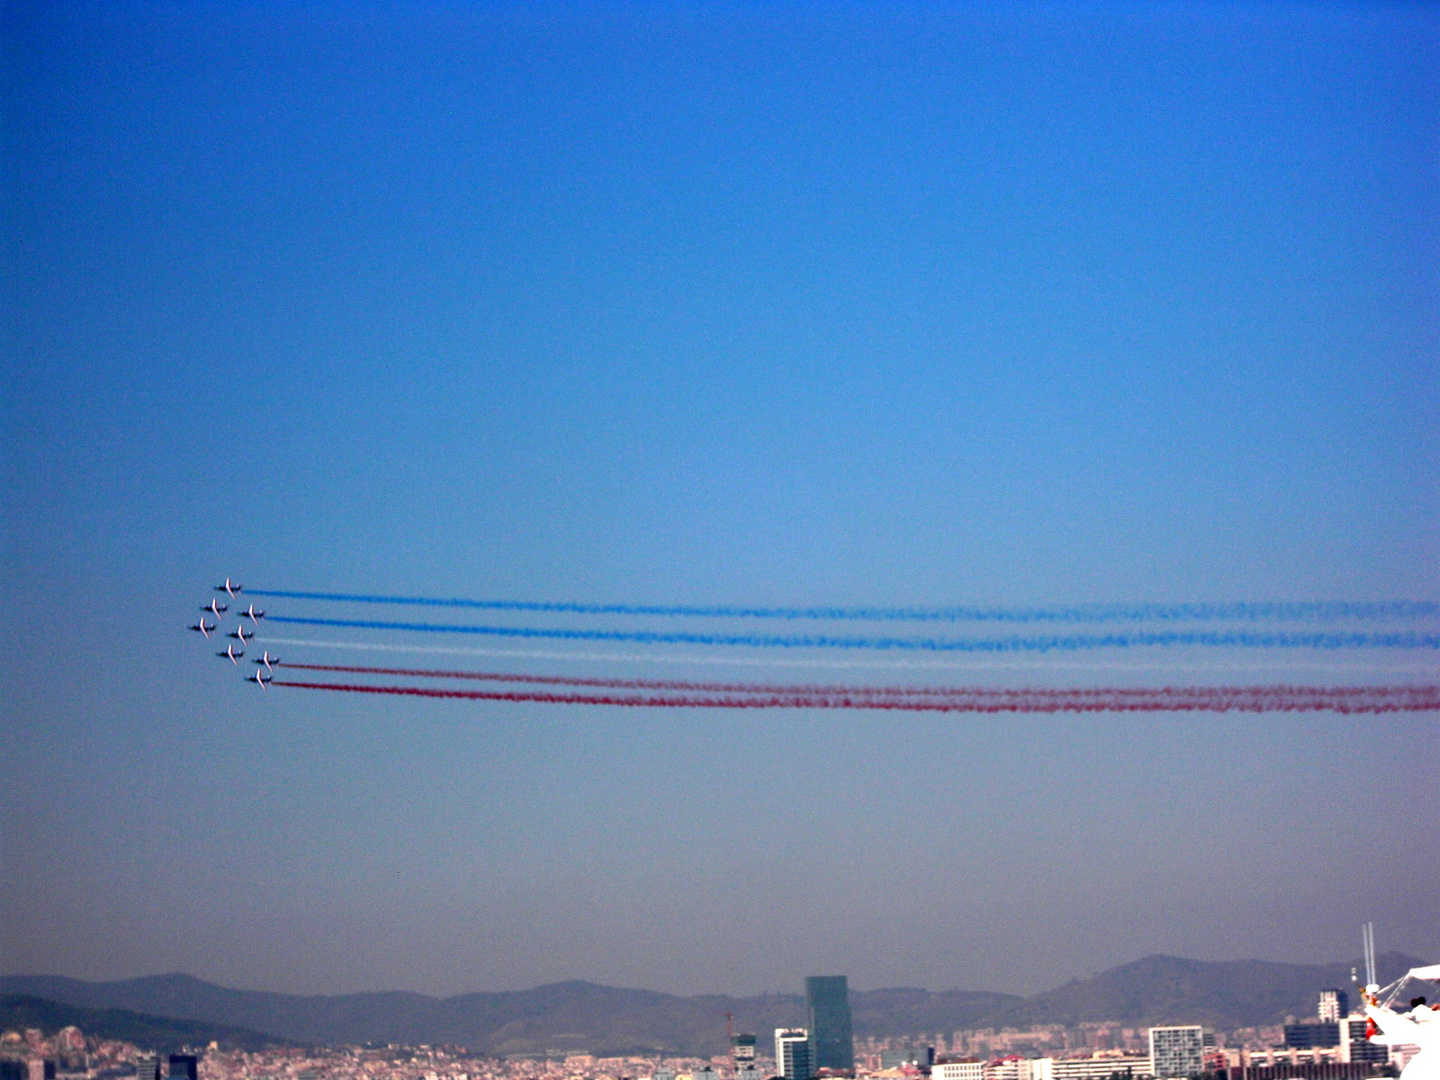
[3,983,1430,1073]
[3,951,1431,1037]
[6,963,1439,1080]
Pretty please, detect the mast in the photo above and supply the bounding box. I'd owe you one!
[1363,921,1377,990]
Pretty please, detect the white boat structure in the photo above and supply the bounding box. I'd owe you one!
[1363,962,1440,1080]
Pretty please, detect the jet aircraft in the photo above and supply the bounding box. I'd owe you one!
[203,599,228,617]
[248,670,272,688]
[217,644,245,664]
[237,603,266,622]
[215,578,244,598]
[189,619,217,638]
[252,651,280,672]
[228,625,254,644]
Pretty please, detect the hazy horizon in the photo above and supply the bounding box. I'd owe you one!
[4,946,1433,1002]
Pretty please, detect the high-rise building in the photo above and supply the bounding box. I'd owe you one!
[136,1057,161,1080]
[734,1035,758,1063]
[1318,990,1349,1023]
[1148,1027,1204,1080]
[805,976,853,1072]
[776,1029,811,1080]
[168,1056,198,1080]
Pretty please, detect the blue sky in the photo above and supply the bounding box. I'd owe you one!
[3,2,1437,997]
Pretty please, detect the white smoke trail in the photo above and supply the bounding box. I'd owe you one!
[254,637,1438,674]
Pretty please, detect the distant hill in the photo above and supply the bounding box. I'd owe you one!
[2,952,1429,1056]
[983,952,1424,1031]
[0,994,293,1053]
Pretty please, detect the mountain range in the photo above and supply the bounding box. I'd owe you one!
[1,953,1426,1058]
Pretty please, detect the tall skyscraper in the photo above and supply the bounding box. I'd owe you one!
[805,976,854,1072]
[776,1029,811,1080]
[136,1057,161,1080]
[168,1057,198,1080]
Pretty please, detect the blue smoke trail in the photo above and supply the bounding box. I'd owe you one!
[248,593,1440,624]
[264,617,1440,651]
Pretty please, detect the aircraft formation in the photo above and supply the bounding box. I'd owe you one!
[188,581,1439,711]
[187,579,273,687]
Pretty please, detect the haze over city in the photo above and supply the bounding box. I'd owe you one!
[3,0,1436,1004]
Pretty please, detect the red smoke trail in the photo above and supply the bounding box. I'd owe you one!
[277,660,1070,697]
[276,663,1440,707]
[272,680,1440,713]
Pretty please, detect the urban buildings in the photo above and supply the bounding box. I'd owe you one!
[1148,1027,1204,1080]
[1284,989,1390,1067]
[777,1029,812,1080]
[879,1048,934,1071]
[1340,1016,1388,1065]
[1,979,1413,1080]
[807,977,855,1073]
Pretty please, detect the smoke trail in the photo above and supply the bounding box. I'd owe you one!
[273,661,1062,696]
[265,617,1440,651]
[247,592,1440,624]
[277,663,1440,701]
[273,681,1440,713]
[255,637,1440,673]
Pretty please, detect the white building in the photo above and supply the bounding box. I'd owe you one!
[1318,990,1350,1023]
[1032,1057,1153,1080]
[776,1029,811,1080]
[1148,1027,1204,1080]
[933,1061,985,1080]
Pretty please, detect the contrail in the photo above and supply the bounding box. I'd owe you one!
[247,592,1440,623]
[264,617,1440,651]
[273,680,1440,713]
[254,636,1440,672]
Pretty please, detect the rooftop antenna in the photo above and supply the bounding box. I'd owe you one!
[1363,921,1378,990]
